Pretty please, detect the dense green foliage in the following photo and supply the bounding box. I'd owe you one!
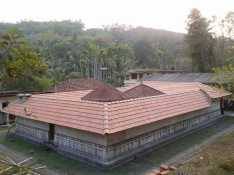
[186,9,217,72]
[186,9,234,73]
[0,29,52,91]
[222,12,234,65]
[0,9,233,90]
[0,21,187,88]
[212,11,234,96]
[213,65,234,98]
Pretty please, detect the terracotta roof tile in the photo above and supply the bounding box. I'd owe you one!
[3,81,230,135]
[6,92,106,134]
[123,84,164,99]
[81,84,126,102]
[106,90,210,133]
[198,84,231,98]
[119,81,231,98]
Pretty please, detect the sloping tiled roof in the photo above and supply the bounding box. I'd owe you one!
[106,90,210,133]
[4,90,107,134]
[199,84,231,98]
[119,81,231,98]
[4,90,210,134]
[3,81,230,135]
[51,78,107,92]
[146,81,231,98]
[0,90,53,98]
[123,84,164,99]
[81,84,126,102]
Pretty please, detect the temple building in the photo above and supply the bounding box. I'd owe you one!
[2,81,230,167]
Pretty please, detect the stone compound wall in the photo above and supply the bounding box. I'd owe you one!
[14,102,222,166]
[54,126,107,164]
[15,117,49,143]
[105,103,221,165]
[0,112,6,125]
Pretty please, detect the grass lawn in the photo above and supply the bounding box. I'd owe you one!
[0,117,234,175]
[170,124,234,175]
[0,126,8,132]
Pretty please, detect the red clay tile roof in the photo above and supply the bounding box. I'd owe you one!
[51,78,107,92]
[4,90,106,134]
[106,90,211,133]
[81,84,126,102]
[4,90,210,134]
[123,84,164,99]
[198,84,231,98]
[3,81,230,135]
[119,81,231,98]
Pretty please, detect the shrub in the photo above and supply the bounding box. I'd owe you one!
[219,159,234,172]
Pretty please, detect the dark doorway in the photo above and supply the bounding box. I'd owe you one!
[2,101,9,108]
[48,124,55,142]
[131,73,137,79]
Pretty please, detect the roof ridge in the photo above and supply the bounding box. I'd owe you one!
[32,97,105,104]
[104,103,109,134]
[198,89,213,104]
[107,89,203,105]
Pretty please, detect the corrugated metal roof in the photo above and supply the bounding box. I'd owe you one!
[3,81,230,135]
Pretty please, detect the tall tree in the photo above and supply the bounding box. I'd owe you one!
[223,12,234,65]
[105,43,135,86]
[186,9,216,72]
[0,20,189,85]
[133,40,159,68]
[213,65,234,98]
[0,29,52,91]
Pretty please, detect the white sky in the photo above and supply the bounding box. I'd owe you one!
[0,0,234,33]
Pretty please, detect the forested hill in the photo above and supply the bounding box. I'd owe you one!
[1,10,233,91]
[0,21,189,86]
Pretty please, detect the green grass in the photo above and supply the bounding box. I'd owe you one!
[0,117,234,175]
[170,127,234,175]
[168,117,234,175]
[0,127,8,132]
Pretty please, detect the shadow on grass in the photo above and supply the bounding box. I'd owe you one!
[0,117,234,175]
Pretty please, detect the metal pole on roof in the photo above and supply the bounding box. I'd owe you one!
[100,67,108,81]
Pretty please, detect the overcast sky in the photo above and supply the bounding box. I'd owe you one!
[1,0,234,33]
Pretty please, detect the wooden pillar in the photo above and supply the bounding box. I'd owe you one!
[137,73,140,80]
[5,113,10,125]
[220,97,224,115]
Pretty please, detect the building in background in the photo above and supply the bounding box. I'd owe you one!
[125,69,186,86]
[143,73,234,85]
